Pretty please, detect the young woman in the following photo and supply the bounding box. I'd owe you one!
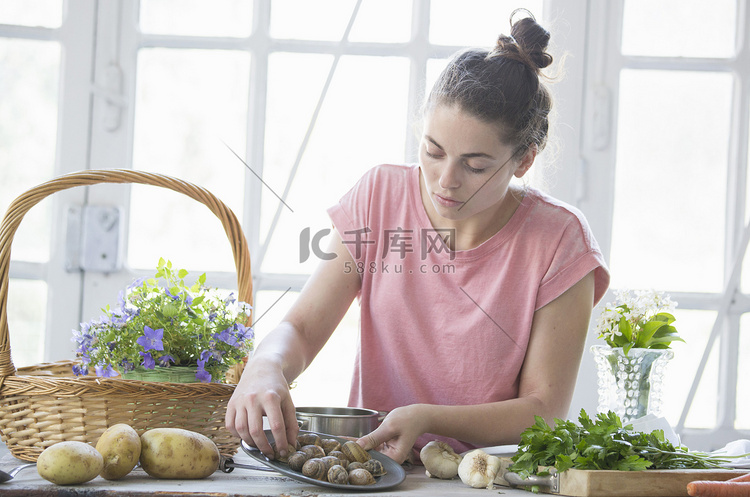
[226,11,609,465]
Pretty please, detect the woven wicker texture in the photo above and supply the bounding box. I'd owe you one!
[0,169,252,461]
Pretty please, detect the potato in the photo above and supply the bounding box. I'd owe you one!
[139,428,220,479]
[37,441,104,485]
[96,423,141,480]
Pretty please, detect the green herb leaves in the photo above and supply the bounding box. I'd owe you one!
[509,410,728,477]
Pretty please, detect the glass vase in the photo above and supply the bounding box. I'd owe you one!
[590,345,673,422]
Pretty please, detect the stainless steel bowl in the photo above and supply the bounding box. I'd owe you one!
[295,407,385,438]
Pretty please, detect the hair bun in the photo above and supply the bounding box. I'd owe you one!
[491,9,553,71]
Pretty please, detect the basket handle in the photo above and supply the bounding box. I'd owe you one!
[0,169,253,377]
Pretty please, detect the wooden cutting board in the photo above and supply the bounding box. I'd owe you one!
[496,457,749,497]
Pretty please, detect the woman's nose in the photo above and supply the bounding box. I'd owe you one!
[438,161,461,189]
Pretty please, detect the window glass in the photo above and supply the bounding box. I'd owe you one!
[254,290,358,407]
[0,38,60,262]
[736,316,750,429]
[129,48,250,271]
[261,54,409,274]
[7,279,47,367]
[348,0,411,43]
[661,309,718,429]
[270,0,357,41]
[429,0,543,47]
[610,70,731,292]
[139,0,253,37]
[621,0,737,58]
[0,0,63,28]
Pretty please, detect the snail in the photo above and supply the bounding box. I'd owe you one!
[348,468,376,485]
[301,458,327,481]
[321,438,341,454]
[287,451,310,472]
[272,443,297,463]
[346,461,366,472]
[328,450,348,467]
[297,433,322,447]
[341,441,370,463]
[327,464,349,485]
[299,444,326,459]
[363,458,386,477]
[320,455,340,472]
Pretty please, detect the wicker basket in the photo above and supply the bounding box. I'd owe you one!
[0,169,253,462]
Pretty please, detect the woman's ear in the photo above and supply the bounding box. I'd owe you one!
[514,144,537,178]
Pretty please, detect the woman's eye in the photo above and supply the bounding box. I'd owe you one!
[425,149,443,159]
[464,163,485,174]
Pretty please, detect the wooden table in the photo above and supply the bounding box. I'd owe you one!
[0,442,529,496]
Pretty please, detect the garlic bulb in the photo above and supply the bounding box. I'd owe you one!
[420,441,462,479]
[458,449,503,490]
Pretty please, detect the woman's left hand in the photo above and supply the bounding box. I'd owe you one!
[356,405,427,464]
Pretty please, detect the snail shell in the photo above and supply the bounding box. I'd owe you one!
[329,450,348,467]
[301,458,327,481]
[272,443,297,463]
[348,468,376,485]
[287,451,310,472]
[300,444,326,459]
[363,458,387,476]
[341,441,371,463]
[321,438,341,454]
[298,433,322,447]
[327,465,349,485]
[320,455,341,472]
[347,461,366,472]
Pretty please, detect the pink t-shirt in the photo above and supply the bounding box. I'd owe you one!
[327,164,609,453]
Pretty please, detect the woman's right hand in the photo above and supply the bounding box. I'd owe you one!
[225,356,300,460]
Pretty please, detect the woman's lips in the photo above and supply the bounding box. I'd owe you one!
[434,193,463,208]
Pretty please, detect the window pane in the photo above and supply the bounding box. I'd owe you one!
[254,290,359,407]
[662,309,718,430]
[610,70,731,292]
[130,48,250,271]
[737,316,750,429]
[622,0,737,58]
[139,0,253,37]
[7,279,47,367]
[430,0,543,47]
[348,0,411,43]
[271,0,357,41]
[262,54,409,274]
[0,0,62,28]
[0,38,60,262]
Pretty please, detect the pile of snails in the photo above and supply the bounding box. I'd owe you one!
[273,433,386,485]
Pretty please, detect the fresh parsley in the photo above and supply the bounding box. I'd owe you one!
[509,410,728,477]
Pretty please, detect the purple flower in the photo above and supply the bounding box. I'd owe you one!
[95,363,118,378]
[195,368,212,383]
[224,293,236,305]
[234,323,254,342]
[72,364,88,376]
[136,326,164,351]
[127,277,145,292]
[196,352,212,383]
[119,359,135,373]
[156,354,175,367]
[139,351,155,369]
[213,328,237,346]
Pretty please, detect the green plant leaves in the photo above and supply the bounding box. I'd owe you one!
[509,409,728,477]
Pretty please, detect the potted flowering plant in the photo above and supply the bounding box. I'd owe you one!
[72,258,253,383]
[591,289,682,422]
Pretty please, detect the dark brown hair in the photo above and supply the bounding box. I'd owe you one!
[426,10,553,158]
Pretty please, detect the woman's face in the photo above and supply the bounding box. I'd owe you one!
[419,104,533,223]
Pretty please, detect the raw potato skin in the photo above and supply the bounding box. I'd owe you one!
[37,441,104,485]
[96,423,142,480]
[139,428,220,479]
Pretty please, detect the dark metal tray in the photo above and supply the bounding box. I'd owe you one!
[240,430,407,491]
